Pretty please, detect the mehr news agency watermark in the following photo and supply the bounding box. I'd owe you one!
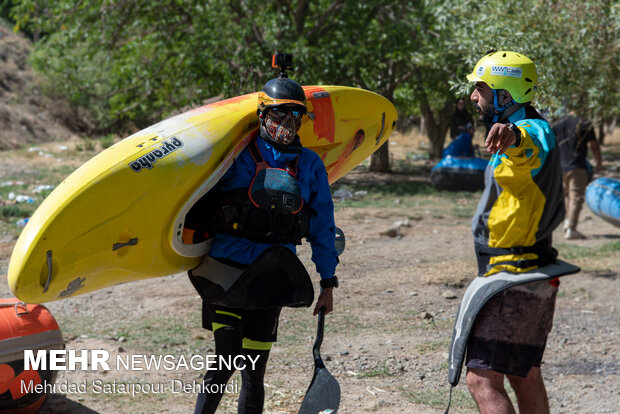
[21,349,261,396]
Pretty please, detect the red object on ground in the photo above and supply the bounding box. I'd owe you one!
[0,298,64,413]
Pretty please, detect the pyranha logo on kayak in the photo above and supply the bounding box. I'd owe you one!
[129,137,184,172]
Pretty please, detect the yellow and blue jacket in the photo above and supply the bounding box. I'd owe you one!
[472,106,565,276]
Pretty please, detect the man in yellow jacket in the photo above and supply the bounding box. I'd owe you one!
[465,51,565,414]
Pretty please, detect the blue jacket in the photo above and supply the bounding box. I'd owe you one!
[208,135,338,280]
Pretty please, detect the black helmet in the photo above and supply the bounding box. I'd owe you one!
[257,77,307,114]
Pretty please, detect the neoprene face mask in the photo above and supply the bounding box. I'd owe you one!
[264,108,303,145]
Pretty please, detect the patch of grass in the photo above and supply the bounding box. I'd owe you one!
[0,165,81,241]
[76,139,97,152]
[414,318,453,331]
[556,241,620,260]
[333,182,480,220]
[55,315,101,339]
[601,148,620,158]
[402,387,477,411]
[57,312,207,354]
[333,182,433,210]
[357,361,394,378]
[415,339,450,355]
[557,287,592,301]
[276,313,313,347]
[1,205,32,218]
[0,183,28,199]
[30,165,77,182]
[390,158,432,175]
[99,134,116,149]
[112,314,205,353]
[0,165,76,188]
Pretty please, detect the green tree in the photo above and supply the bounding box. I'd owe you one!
[448,0,619,139]
[9,0,619,165]
[10,0,468,164]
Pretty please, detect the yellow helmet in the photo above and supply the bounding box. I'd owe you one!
[467,51,538,103]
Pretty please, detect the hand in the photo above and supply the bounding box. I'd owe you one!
[313,287,333,315]
[596,161,603,172]
[485,123,517,155]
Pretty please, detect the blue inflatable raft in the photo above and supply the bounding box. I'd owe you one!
[586,177,620,228]
[430,156,488,192]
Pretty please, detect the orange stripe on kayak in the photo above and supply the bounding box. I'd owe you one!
[305,86,335,143]
[209,93,256,107]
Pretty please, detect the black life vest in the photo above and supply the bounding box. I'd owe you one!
[213,140,314,244]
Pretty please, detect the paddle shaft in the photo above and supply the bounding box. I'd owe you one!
[313,307,326,369]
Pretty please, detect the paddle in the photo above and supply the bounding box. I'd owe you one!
[298,307,340,414]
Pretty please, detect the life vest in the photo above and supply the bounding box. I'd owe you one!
[213,140,314,245]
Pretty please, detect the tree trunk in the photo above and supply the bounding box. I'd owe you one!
[428,128,444,160]
[598,120,605,145]
[369,88,395,172]
[419,115,425,137]
[370,141,390,172]
[419,98,453,160]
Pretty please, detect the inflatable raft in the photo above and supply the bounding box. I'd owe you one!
[0,298,64,413]
[430,156,488,192]
[586,177,620,228]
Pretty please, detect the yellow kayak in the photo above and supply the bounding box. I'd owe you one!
[8,85,397,303]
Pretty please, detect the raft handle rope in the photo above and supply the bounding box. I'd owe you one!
[0,301,29,317]
[43,249,52,293]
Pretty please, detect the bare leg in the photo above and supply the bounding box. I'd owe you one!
[507,367,550,414]
[466,368,516,414]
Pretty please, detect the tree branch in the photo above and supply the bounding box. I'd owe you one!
[306,0,344,44]
[294,0,311,34]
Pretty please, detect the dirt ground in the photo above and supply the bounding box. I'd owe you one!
[0,130,619,414]
[0,24,76,149]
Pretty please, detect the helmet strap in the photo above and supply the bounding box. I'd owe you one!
[492,89,522,123]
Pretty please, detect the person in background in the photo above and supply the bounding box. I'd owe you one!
[553,110,603,239]
[464,50,565,414]
[450,97,475,139]
[443,122,475,158]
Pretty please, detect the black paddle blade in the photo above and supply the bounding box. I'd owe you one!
[299,308,340,413]
[298,367,340,413]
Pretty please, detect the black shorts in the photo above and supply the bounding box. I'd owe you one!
[465,280,558,377]
[202,302,281,344]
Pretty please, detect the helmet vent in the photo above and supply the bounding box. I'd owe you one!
[502,53,507,57]
[524,88,532,95]
[525,78,533,83]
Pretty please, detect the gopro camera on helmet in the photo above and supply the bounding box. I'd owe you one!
[272,52,293,78]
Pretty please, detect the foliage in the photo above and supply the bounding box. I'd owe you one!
[447,0,620,123]
[0,1,13,24]
[7,0,620,163]
[99,134,116,149]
